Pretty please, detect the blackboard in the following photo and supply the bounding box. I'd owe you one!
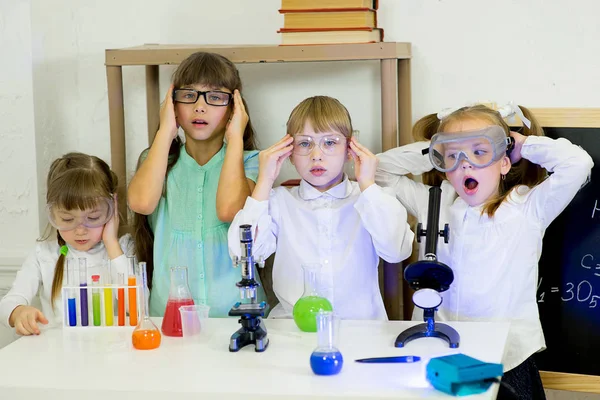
[511,109,600,393]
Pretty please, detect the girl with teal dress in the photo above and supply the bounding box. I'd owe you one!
[128,52,265,317]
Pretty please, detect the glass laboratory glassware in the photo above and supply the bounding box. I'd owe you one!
[310,311,344,375]
[127,257,138,326]
[117,270,125,326]
[132,262,161,350]
[103,261,114,326]
[66,258,77,326]
[293,263,333,332]
[161,266,195,337]
[79,258,89,326]
[91,274,102,326]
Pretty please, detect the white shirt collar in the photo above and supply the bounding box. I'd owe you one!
[298,175,353,201]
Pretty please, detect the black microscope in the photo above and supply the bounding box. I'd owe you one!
[395,186,460,348]
[229,224,269,352]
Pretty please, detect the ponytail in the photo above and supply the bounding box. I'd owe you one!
[50,234,67,308]
[412,113,445,187]
[481,105,547,216]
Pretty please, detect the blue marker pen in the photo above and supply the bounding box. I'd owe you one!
[355,356,421,363]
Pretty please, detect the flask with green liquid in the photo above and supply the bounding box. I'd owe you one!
[293,263,333,332]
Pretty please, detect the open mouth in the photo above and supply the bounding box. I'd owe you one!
[463,177,479,194]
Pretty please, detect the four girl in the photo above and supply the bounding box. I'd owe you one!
[0,50,593,399]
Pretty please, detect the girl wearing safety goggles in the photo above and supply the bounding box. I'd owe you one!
[0,153,134,336]
[376,104,592,400]
[228,96,414,321]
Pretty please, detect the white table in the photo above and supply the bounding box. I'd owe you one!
[0,318,509,399]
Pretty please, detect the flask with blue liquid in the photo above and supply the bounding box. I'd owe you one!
[310,310,343,376]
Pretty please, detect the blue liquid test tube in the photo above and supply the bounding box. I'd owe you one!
[66,258,77,326]
[79,258,89,327]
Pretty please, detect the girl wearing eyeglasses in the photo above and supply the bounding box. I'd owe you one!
[228,96,414,320]
[0,153,134,335]
[128,52,264,317]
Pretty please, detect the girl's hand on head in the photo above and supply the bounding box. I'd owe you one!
[102,195,120,247]
[509,131,527,164]
[258,135,294,185]
[225,90,249,144]
[349,137,378,192]
[159,85,179,140]
[10,305,48,336]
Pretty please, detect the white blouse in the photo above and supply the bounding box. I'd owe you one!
[376,136,593,371]
[228,177,414,320]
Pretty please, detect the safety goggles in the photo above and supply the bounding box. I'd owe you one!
[292,134,348,156]
[47,197,114,231]
[426,126,514,172]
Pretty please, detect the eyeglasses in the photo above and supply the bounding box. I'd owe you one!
[47,198,114,231]
[292,135,348,156]
[172,89,233,106]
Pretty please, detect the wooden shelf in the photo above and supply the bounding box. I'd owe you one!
[106,42,411,65]
[104,42,412,320]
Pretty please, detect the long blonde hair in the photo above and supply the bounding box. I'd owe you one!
[43,152,118,307]
[413,104,547,216]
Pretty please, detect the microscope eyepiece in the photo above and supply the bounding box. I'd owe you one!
[239,225,253,242]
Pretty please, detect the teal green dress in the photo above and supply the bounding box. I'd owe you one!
[148,144,264,317]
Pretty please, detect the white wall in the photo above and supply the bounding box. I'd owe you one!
[1,2,600,394]
[0,1,39,273]
[26,0,600,225]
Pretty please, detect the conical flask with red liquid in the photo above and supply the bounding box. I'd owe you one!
[161,266,194,337]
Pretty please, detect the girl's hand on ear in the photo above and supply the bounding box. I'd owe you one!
[257,135,294,186]
[10,305,48,336]
[509,131,527,164]
[159,85,179,140]
[102,196,120,248]
[349,137,378,192]
[225,90,248,144]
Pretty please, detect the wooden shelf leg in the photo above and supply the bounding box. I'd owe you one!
[398,58,412,146]
[380,59,401,320]
[106,65,127,225]
[145,65,160,145]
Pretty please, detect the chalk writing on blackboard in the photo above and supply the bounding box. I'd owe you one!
[591,199,600,218]
[537,257,600,308]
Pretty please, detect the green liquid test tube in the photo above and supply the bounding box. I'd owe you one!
[92,275,102,326]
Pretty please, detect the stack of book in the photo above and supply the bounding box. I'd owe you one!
[278,0,382,46]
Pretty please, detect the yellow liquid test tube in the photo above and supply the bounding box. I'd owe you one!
[104,287,114,326]
[103,260,114,326]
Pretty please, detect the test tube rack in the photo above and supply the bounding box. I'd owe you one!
[61,283,142,328]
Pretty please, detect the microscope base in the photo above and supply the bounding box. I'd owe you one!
[229,315,269,352]
[395,322,460,349]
